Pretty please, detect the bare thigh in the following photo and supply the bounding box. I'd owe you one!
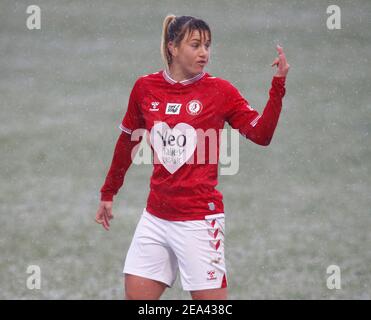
[190,288,228,300]
[124,274,168,300]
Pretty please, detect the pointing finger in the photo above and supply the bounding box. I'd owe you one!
[276,44,284,55]
[279,52,287,66]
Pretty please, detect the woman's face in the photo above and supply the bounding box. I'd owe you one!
[169,29,211,76]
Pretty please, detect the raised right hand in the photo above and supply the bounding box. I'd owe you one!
[271,45,290,77]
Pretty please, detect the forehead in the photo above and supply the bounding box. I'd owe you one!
[185,29,211,42]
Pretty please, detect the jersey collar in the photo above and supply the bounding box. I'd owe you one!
[162,69,206,86]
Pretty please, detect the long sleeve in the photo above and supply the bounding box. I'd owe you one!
[100,132,142,201]
[224,76,286,146]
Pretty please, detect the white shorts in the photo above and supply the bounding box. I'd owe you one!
[123,208,227,291]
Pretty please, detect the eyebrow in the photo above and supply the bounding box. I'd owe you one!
[190,38,211,43]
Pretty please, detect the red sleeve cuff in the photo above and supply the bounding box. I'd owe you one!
[271,76,286,98]
[272,76,286,85]
[101,193,114,202]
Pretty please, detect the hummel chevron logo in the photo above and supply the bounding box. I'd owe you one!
[150,102,160,111]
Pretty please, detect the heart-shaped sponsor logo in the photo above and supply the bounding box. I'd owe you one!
[150,122,197,174]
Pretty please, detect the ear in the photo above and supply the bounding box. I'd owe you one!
[168,41,178,57]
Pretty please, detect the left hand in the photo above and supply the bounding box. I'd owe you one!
[271,45,290,77]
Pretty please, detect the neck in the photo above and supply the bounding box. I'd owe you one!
[167,64,201,82]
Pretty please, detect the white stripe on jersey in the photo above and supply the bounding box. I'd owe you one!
[250,115,261,127]
[119,124,132,134]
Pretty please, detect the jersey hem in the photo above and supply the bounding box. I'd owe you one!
[145,206,225,221]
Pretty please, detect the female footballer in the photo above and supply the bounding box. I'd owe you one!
[95,14,289,300]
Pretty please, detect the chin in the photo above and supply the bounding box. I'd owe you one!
[188,66,204,76]
[196,66,205,73]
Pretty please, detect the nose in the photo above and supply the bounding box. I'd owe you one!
[199,45,209,58]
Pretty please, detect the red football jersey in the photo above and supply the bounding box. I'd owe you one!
[101,69,286,221]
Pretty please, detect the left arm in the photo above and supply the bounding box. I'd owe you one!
[245,76,286,146]
[225,45,290,146]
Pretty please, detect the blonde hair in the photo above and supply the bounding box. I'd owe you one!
[161,14,177,69]
[160,14,212,70]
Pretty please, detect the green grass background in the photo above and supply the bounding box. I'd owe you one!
[0,0,370,299]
